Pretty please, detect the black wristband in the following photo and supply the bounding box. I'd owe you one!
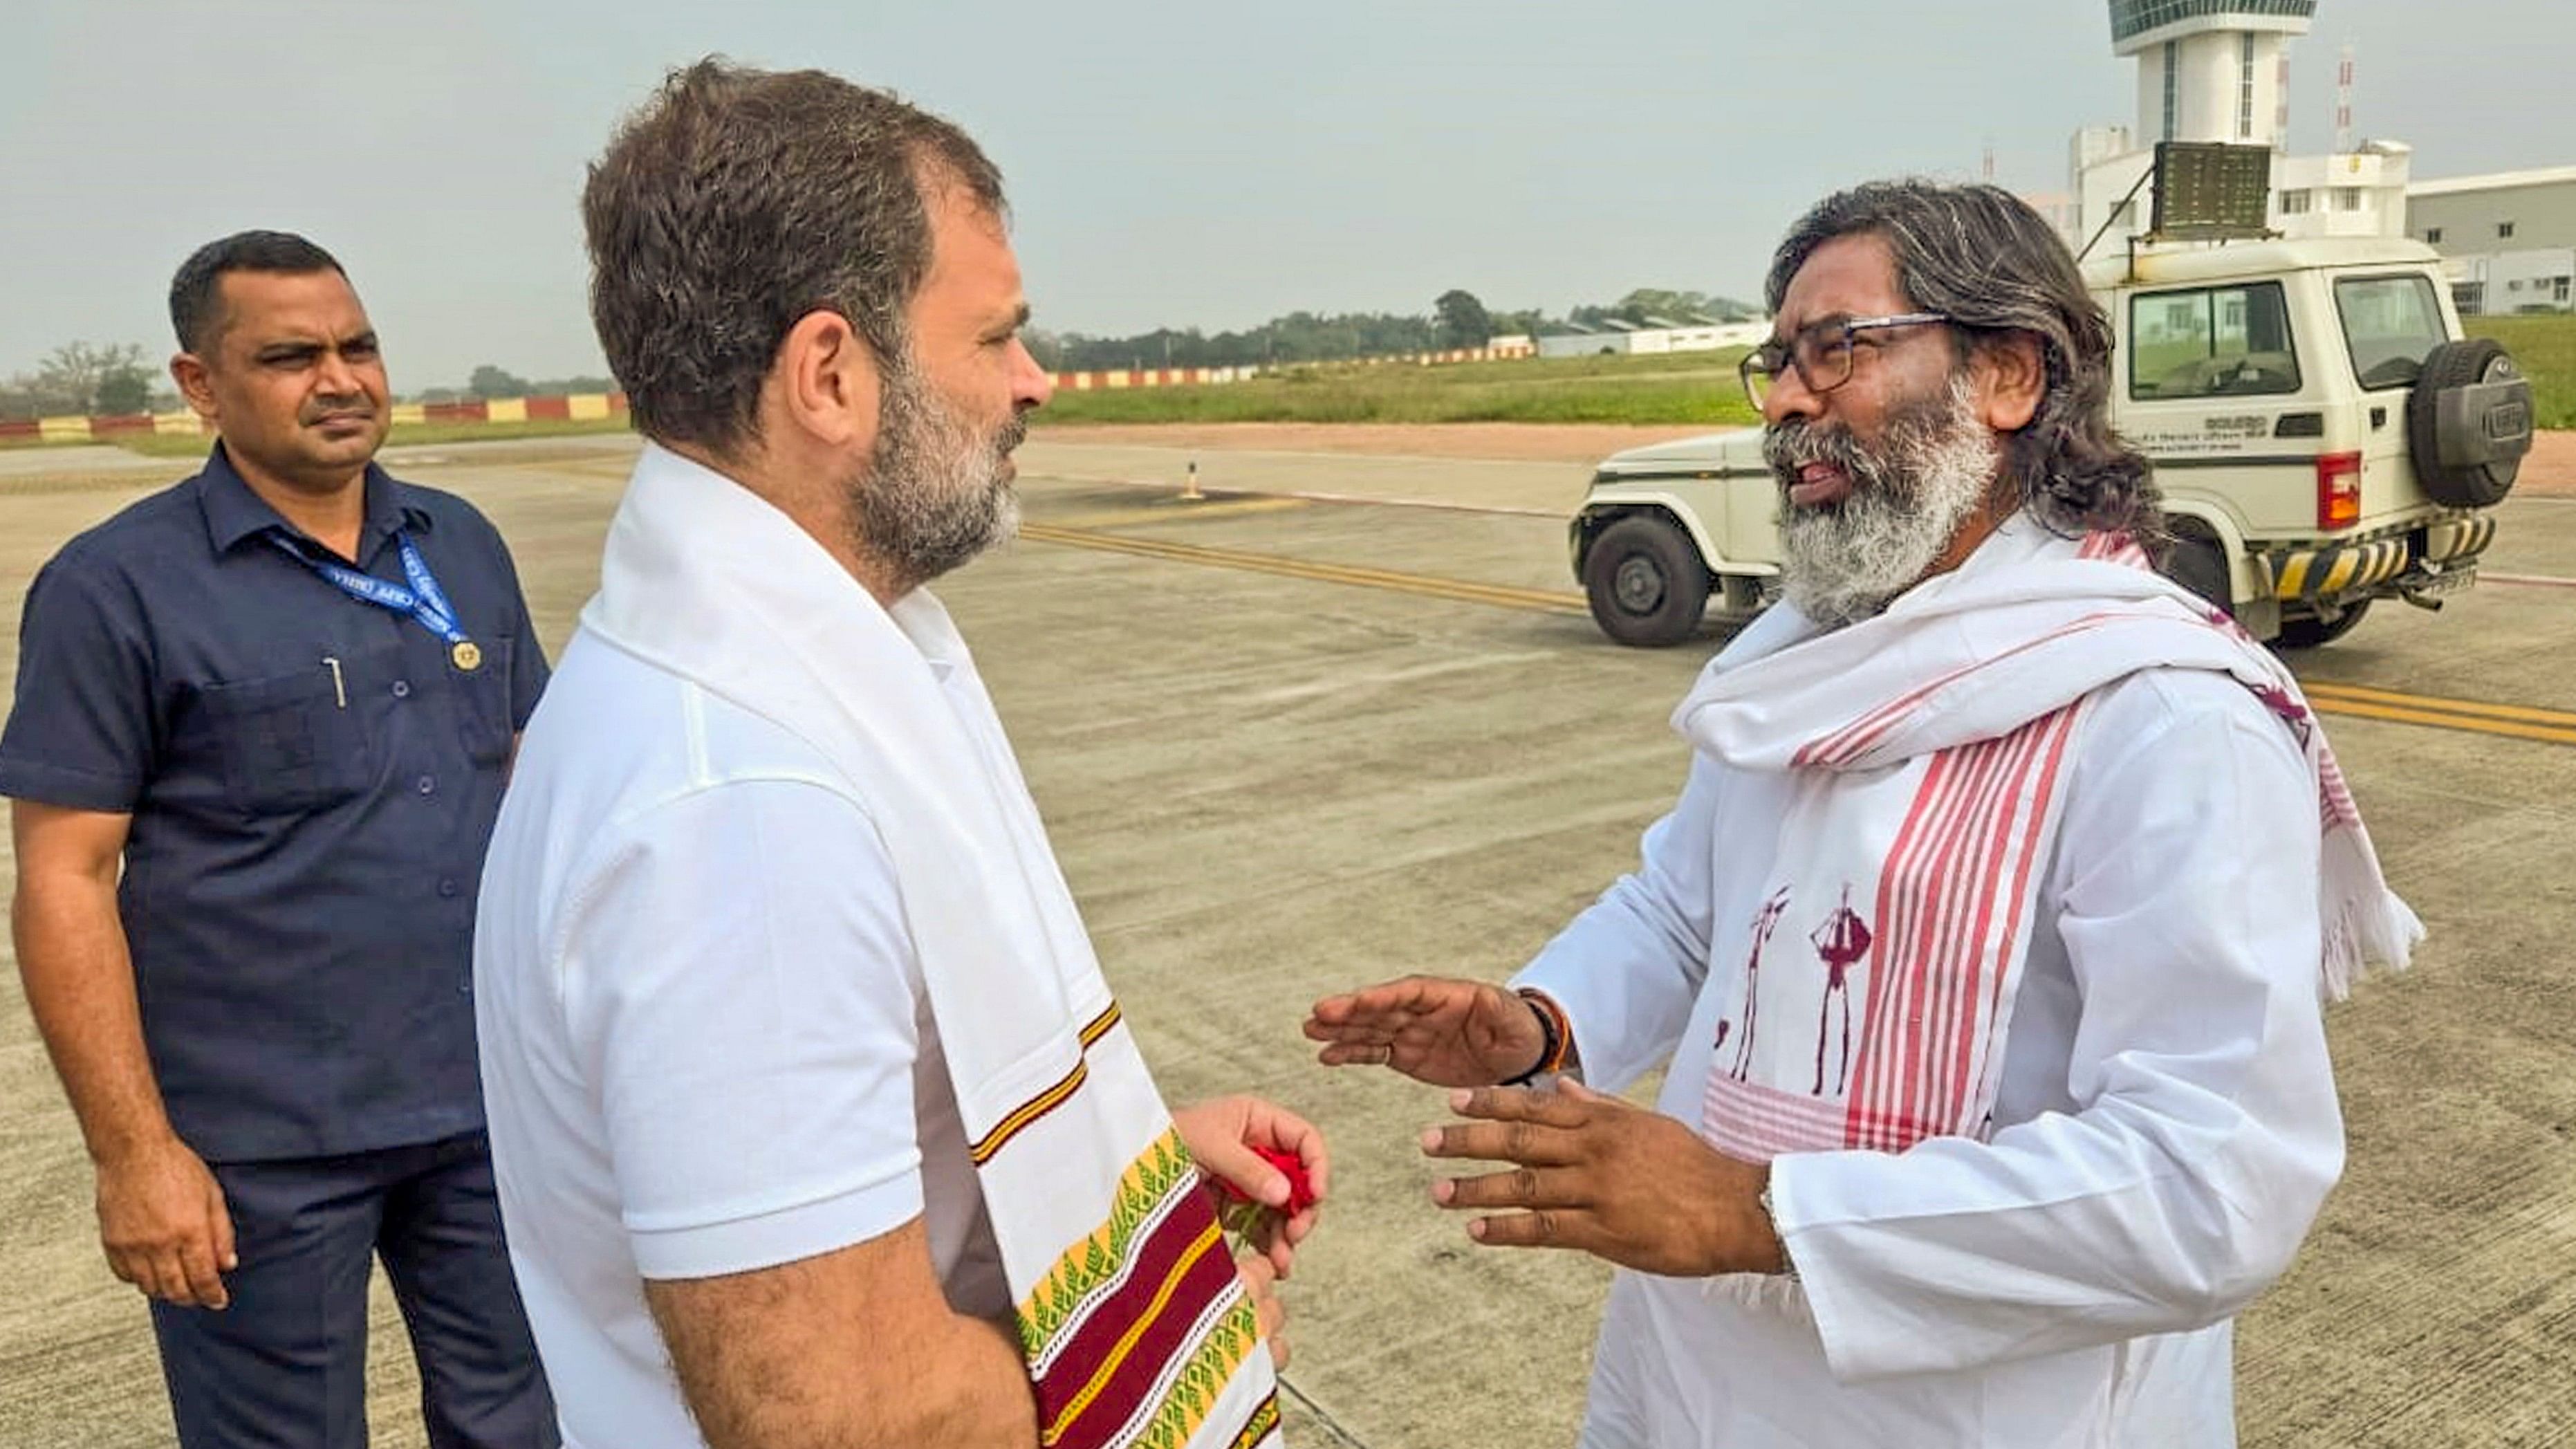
[1501,991,1561,1087]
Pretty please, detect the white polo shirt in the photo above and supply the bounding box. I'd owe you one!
[474,609,1010,1448]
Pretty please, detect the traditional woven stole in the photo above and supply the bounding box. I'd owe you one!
[1681,526,2412,1175]
[1696,696,2092,1162]
[585,447,1280,1449]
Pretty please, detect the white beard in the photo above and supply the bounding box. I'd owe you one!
[1774,378,2001,627]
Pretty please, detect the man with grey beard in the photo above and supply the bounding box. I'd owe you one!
[1308,181,2414,1446]
[471,62,1321,1449]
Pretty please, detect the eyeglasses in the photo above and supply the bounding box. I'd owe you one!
[1739,313,1952,409]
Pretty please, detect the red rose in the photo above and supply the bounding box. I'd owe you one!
[1213,1146,1317,1215]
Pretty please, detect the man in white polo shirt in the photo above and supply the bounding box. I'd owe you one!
[474,61,1319,1449]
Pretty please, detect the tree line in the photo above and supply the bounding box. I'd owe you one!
[0,348,621,422]
[1030,286,1761,373]
[3,284,1763,421]
[0,342,165,421]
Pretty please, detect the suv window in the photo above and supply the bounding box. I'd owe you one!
[2130,282,2301,399]
[2334,274,2447,390]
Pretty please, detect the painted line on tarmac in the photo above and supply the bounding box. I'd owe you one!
[2297,681,2576,745]
[1036,495,1312,530]
[1024,522,2576,748]
[1017,522,1589,615]
[1023,470,1563,518]
[2483,571,2576,591]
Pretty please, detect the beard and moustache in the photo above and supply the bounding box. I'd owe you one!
[845,355,1029,595]
[1763,374,2005,627]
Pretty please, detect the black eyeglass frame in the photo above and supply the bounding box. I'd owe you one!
[1739,312,1953,408]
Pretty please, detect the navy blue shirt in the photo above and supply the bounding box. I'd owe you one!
[0,445,548,1162]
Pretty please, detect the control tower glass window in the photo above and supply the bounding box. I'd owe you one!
[2239,34,2257,138]
[2162,41,2180,140]
[2109,0,2317,46]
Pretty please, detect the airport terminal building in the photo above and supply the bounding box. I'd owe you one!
[2406,167,2576,315]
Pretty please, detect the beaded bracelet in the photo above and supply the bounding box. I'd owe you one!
[1502,987,1574,1085]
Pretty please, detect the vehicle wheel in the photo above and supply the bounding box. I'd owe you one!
[2274,598,2371,649]
[1583,515,1712,647]
[2407,338,2532,509]
[2159,526,2234,617]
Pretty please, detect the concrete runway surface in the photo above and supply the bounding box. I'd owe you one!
[1,430,2571,1447]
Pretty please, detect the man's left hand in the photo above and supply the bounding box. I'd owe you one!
[1172,1095,1328,1279]
[1423,1080,1783,1278]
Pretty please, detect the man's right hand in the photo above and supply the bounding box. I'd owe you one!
[1303,976,1550,1088]
[95,1135,234,1310]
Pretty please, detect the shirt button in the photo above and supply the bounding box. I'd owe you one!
[416,775,436,796]
[438,878,460,898]
[391,680,411,699]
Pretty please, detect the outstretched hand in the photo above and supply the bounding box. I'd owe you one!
[1303,975,1549,1088]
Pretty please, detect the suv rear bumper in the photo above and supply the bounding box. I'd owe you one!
[2261,514,2496,605]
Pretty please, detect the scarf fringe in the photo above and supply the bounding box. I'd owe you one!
[2321,829,2423,1001]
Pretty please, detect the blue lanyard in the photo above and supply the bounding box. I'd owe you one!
[274,530,471,649]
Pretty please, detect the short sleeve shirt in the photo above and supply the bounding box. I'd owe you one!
[0,444,549,1161]
[473,629,1008,1449]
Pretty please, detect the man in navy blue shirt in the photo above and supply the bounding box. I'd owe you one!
[1,231,557,1447]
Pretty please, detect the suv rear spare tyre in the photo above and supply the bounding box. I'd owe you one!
[2407,338,2532,509]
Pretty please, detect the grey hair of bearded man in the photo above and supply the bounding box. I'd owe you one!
[1764,179,2164,557]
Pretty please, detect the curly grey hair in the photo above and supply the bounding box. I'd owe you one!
[1766,180,2164,553]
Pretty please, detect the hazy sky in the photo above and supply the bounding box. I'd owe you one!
[3,0,2566,388]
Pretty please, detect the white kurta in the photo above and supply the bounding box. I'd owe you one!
[1515,531,2346,1448]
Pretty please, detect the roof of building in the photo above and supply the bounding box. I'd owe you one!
[2409,166,2576,199]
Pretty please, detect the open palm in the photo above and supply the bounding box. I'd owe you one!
[1303,975,1547,1087]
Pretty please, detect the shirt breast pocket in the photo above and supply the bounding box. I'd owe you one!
[199,660,377,813]
[452,632,517,767]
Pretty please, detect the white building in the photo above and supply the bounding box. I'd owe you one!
[2405,167,2576,315]
[2070,2,2409,257]
[1536,320,1768,360]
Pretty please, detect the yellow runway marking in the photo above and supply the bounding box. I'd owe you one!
[1035,496,1311,530]
[2298,683,2576,746]
[1019,522,2575,748]
[1017,523,1589,616]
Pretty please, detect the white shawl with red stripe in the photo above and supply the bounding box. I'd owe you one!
[1679,520,2415,1261]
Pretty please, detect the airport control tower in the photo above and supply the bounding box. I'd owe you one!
[2110,0,2313,149]
[2072,1,2406,252]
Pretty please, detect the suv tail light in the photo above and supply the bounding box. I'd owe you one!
[2316,451,2362,530]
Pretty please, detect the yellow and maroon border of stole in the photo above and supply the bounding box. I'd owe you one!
[992,1004,1277,1449]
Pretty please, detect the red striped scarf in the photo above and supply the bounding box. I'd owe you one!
[1679,524,2413,1167]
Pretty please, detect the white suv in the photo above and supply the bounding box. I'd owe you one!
[1573,236,2534,647]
